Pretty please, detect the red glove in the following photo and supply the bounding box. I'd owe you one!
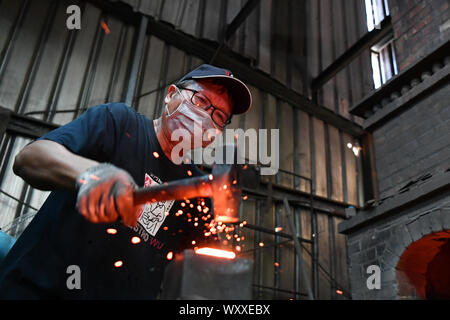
[75,163,141,227]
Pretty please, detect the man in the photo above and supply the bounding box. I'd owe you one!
[0,64,252,299]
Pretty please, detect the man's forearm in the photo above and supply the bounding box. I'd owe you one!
[13,140,99,191]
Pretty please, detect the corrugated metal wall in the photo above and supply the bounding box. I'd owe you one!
[0,0,373,299]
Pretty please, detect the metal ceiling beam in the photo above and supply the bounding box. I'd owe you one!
[224,0,261,41]
[311,17,393,93]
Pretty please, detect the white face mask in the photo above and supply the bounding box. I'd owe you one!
[161,88,222,151]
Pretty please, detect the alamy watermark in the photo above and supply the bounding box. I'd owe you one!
[169,124,280,175]
[366,265,381,290]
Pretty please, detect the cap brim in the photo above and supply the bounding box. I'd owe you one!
[190,75,252,115]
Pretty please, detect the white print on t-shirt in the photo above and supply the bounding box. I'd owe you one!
[136,173,174,236]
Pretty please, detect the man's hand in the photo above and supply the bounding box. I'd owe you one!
[76,163,141,226]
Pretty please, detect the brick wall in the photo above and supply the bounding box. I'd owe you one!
[372,82,450,197]
[390,0,450,71]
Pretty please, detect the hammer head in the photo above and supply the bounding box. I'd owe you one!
[210,163,241,223]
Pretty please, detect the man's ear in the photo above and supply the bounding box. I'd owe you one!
[164,85,178,104]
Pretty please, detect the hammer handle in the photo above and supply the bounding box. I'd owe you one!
[133,175,213,206]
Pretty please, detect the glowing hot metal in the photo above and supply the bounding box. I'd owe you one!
[194,247,236,260]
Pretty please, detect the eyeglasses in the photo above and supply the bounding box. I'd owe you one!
[176,86,232,129]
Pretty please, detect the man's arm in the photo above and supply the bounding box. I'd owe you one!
[13,139,99,191]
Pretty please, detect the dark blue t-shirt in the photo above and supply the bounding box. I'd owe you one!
[0,103,211,299]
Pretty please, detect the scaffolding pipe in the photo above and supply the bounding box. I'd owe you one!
[283,198,314,300]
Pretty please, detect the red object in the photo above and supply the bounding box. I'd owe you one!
[101,21,110,34]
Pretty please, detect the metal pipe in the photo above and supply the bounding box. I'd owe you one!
[283,198,314,300]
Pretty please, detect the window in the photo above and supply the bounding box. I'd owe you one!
[365,0,390,31]
[371,38,398,89]
[365,0,397,89]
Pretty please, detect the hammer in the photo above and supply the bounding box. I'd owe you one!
[133,162,242,223]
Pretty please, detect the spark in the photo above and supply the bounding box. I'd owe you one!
[186,199,190,204]
[275,227,283,232]
[166,251,173,260]
[106,228,117,235]
[190,204,194,208]
[187,170,192,176]
[181,202,186,207]
[274,262,280,267]
[153,152,160,158]
[191,240,196,245]
[194,222,198,227]
[197,205,202,212]
[232,180,237,185]
[203,207,209,214]
[131,236,141,244]
[223,184,228,190]
[242,195,248,200]
[336,289,343,295]
[235,245,241,252]
[164,211,170,216]
[208,174,213,181]
[114,260,123,268]
[163,226,168,231]
[101,20,111,34]
[259,242,264,247]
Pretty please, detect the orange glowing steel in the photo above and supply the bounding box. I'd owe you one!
[195,247,236,260]
[106,228,117,235]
